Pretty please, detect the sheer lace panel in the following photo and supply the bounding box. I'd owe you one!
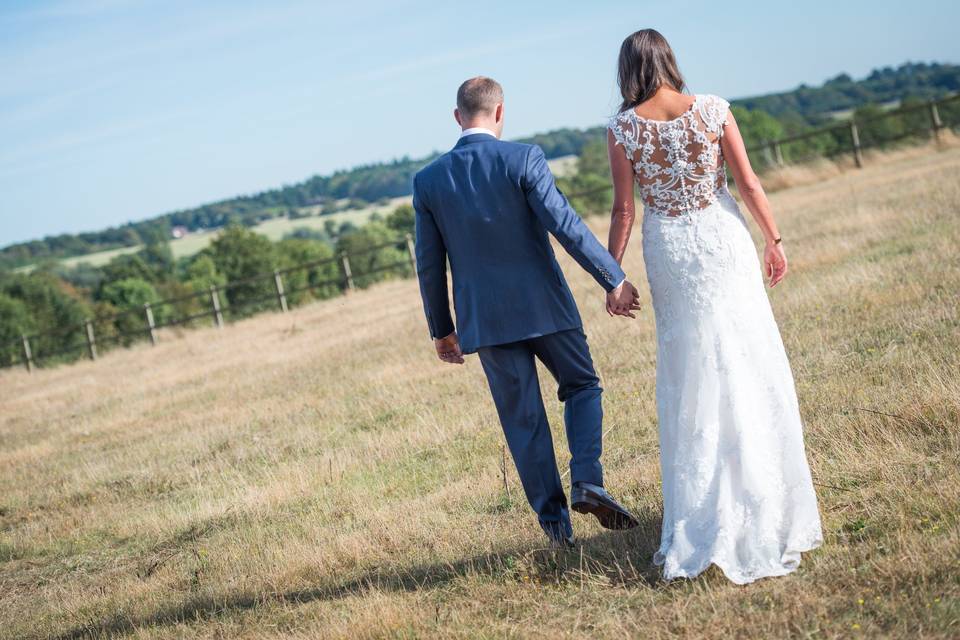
[609,94,731,218]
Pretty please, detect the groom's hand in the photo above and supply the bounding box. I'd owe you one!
[606,280,641,319]
[434,331,465,364]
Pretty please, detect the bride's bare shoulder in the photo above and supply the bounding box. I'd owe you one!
[631,92,698,122]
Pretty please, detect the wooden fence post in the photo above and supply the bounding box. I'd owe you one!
[773,142,785,167]
[273,269,288,312]
[144,303,157,345]
[929,101,944,143]
[762,142,775,167]
[404,233,417,273]
[341,253,355,291]
[210,285,224,329]
[84,320,98,360]
[849,120,864,168]
[21,334,33,373]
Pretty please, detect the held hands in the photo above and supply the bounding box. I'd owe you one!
[764,241,788,287]
[606,280,642,319]
[434,331,465,364]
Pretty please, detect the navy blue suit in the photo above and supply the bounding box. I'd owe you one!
[413,132,625,535]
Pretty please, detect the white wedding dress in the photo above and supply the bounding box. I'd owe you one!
[609,94,823,584]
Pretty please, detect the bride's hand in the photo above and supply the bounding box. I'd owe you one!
[764,241,787,287]
[606,281,641,318]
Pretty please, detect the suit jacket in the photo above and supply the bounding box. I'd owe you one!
[412,133,625,354]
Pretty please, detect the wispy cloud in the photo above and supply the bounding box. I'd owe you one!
[0,72,127,127]
[361,23,594,81]
[0,108,189,179]
[2,0,140,22]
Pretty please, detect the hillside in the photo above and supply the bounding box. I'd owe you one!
[737,61,960,124]
[3,60,958,270]
[18,157,576,273]
[1,144,958,638]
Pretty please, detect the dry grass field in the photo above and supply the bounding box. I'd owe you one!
[1,145,959,639]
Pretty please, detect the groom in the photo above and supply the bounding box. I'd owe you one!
[412,77,641,547]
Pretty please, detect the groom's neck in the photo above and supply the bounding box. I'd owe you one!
[461,119,501,137]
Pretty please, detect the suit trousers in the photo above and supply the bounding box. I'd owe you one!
[477,327,604,528]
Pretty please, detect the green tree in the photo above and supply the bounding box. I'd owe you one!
[184,253,227,293]
[54,262,106,293]
[140,241,175,281]
[101,277,160,309]
[729,106,786,171]
[100,277,165,343]
[336,221,407,288]
[275,238,339,304]
[287,206,311,219]
[285,227,331,242]
[208,226,276,315]
[101,253,157,286]
[0,271,91,365]
[776,111,838,162]
[557,137,612,216]
[0,293,34,366]
[897,96,935,140]
[854,104,905,149]
[152,253,227,324]
[385,204,415,237]
[323,219,339,238]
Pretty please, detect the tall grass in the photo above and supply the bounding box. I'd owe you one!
[1,146,958,639]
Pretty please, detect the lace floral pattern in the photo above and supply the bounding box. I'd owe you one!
[613,95,823,584]
[609,94,731,218]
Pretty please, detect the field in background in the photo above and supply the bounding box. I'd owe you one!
[1,147,958,638]
[35,156,580,273]
[51,196,407,271]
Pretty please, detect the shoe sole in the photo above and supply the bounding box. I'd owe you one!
[572,498,639,530]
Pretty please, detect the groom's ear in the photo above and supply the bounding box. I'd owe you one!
[495,103,504,124]
[454,108,462,127]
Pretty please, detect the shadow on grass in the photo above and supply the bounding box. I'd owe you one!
[53,508,664,639]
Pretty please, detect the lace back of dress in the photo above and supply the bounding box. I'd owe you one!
[609,94,730,218]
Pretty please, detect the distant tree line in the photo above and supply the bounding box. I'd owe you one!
[2,61,958,272]
[735,62,960,126]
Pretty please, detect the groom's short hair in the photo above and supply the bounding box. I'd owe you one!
[456,76,503,118]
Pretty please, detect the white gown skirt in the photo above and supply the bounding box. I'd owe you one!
[641,189,823,585]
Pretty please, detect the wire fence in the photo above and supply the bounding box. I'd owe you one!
[3,94,959,373]
[744,93,960,171]
[1,235,417,372]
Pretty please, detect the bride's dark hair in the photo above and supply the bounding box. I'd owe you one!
[617,29,686,112]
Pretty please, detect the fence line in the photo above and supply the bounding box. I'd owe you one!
[745,93,960,169]
[2,234,418,372]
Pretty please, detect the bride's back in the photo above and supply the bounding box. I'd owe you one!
[631,90,696,121]
[608,91,731,218]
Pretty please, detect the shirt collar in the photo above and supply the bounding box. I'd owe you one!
[459,127,498,139]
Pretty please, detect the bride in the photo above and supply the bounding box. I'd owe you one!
[604,29,823,584]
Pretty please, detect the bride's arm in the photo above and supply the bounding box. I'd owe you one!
[719,112,788,287]
[606,129,636,264]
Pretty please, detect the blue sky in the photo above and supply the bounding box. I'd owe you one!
[1,0,957,248]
